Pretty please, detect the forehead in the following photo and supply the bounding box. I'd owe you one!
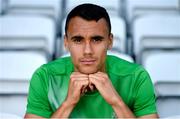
[67,16,109,35]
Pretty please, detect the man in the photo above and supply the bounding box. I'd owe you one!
[24,4,158,118]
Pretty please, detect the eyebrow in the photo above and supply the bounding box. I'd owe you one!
[91,35,104,40]
[71,35,84,40]
[70,35,104,40]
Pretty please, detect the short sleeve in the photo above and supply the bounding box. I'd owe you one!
[26,67,53,118]
[133,67,157,117]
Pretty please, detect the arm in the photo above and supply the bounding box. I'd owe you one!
[89,72,158,118]
[89,72,135,118]
[25,72,89,118]
[24,100,75,118]
[111,96,158,118]
[51,72,89,118]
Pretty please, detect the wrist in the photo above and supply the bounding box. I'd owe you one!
[111,97,135,118]
[111,96,124,109]
[62,99,76,110]
[51,99,76,118]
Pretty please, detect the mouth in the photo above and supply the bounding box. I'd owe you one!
[80,58,96,65]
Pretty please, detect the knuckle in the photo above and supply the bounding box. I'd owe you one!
[101,78,106,85]
[73,80,79,86]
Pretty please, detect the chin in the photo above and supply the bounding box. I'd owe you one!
[79,67,98,74]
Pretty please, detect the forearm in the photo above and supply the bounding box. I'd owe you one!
[112,97,135,118]
[51,100,75,118]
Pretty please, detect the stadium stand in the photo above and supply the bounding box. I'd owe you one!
[0,15,56,59]
[64,0,123,17]
[0,51,47,117]
[126,0,179,24]
[125,0,180,55]
[0,14,52,117]
[155,82,180,117]
[0,0,9,15]
[0,112,22,119]
[133,14,180,63]
[6,0,62,20]
[143,51,180,84]
[6,0,63,36]
[107,50,134,62]
[110,16,127,53]
[143,51,180,117]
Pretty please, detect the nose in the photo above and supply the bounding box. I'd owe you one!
[84,41,93,55]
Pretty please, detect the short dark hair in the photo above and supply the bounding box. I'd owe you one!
[65,3,111,35]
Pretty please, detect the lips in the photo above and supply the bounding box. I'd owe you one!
[80,58,96,65]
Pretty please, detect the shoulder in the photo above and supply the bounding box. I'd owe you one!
[36,57,73,76]
[106,55,146,77]
[29,57,73,92]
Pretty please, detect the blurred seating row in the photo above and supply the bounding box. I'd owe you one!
[1,0,180,34]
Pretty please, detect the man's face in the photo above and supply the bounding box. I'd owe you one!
[64,16,113,74]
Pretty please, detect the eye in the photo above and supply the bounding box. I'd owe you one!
[72,38,82,44]
[74,39,81,42]
[92,37,103,43]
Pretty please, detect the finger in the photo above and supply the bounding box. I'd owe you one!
[74,80,89,90]
[79,80,89,95]
[71,77,89,81]
[90,73,108,83]
[81,84,88,94]
[70,75,89,79]
[88,75,100,86]
[89,76,105,93]
[95,72,109,79]
[89,83,95,91]
[88,81,93,91]
[89,74,100,81]
[89,74,107,90]
[71,72,89,77]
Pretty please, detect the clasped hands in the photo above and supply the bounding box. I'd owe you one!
[66,71,121,106]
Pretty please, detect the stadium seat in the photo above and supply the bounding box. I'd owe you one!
[107,50,134,62]
[164,115,180,119]
[6,0,62,20]
[126,0,179,23]
[64,0,123,17]
[0,93,27,117]
[0,51,47,83]
[143,51,180,84]
[143,51,180,117]
[133,14,180,63]
[0,112,22,119]
[0,0,9,15]
[110,16,126,53]
[0,15,56,60]
[0,51,47,117]
[155,82,180,117]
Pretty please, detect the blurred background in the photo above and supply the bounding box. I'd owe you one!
[0,0,180,118]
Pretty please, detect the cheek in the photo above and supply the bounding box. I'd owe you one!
[69,46,82,62]
[70,52,79,67]
[69,44,82,54]
[94,44,108,55]
[94,45,107,64]
[69,50,79,60]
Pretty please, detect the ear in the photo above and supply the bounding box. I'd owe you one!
[64,35,69,51]
[108,33,113,50]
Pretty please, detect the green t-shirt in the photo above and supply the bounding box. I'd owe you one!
[26,55,157,118]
